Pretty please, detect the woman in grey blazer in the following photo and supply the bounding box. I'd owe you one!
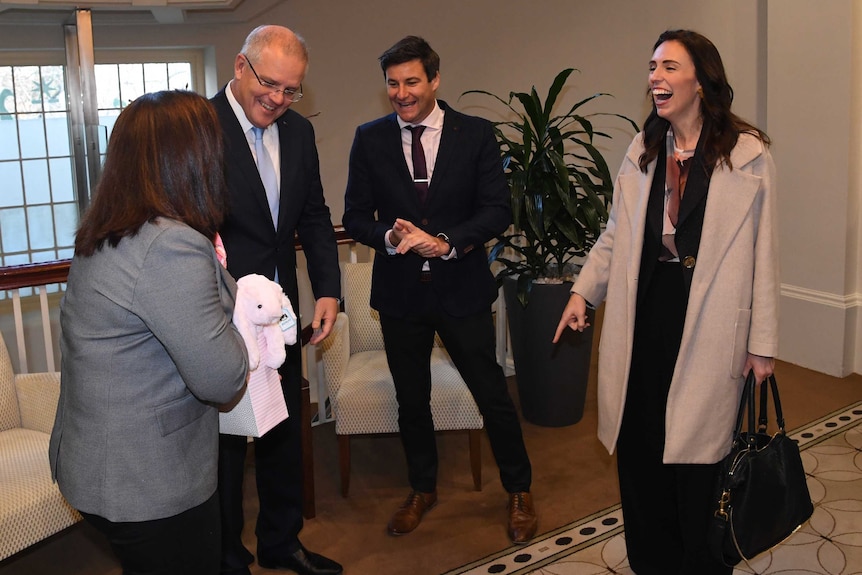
[49,90,249,575]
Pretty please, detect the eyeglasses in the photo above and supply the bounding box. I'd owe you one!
[242,55,303,102]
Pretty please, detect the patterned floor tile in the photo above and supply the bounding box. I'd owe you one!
[444,401,862,575]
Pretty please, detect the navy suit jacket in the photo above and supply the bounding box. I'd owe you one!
[211,87,340,315]
[343,101,510,318]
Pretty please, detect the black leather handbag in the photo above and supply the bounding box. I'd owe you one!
[708,373,814,566]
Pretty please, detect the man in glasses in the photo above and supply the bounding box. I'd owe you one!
[211,25,342,575]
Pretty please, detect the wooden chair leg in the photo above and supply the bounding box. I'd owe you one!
[300,377,316,518]
[469,429,482,491]
[338,434,351,497]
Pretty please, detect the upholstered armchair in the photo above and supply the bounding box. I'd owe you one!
[0,331,80,561]
[319,262,483,496]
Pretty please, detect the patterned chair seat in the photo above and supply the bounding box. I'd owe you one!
[0,333,80,561]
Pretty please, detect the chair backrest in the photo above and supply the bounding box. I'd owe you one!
[341,262,385,355]
[0,331,22,432]
[340,261,445,353]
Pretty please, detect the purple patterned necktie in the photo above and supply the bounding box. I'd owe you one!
[408,125,429,204]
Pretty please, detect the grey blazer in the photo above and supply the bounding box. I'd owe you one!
[49,218,248,522]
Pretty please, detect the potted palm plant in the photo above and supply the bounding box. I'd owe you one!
[462,68,637,426]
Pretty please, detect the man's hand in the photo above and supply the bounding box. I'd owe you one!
[392,218,449,258]
[309,296,339,345]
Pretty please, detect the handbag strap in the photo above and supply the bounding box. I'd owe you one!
[738,372,786,444]
[757,377,769,432]
[745,372,758,448]
[731,373,758,448]
[756,374,786,432]
[767,374,786,432]
[731,373,754,439]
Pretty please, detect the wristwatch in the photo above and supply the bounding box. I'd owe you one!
[436,232,451,252]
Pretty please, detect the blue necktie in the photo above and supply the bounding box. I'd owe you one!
[252,126,279,228]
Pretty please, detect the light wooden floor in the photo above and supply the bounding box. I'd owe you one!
[1,326,859,575]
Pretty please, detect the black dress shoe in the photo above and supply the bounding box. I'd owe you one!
[258,545,343,575]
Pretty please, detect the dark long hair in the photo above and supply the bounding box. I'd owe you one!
[638,29,770,173]
[75,90,228,256]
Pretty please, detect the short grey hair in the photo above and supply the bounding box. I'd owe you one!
[241,25,308,63]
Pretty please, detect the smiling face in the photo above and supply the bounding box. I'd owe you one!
[649,40,702,129]
[385,59,439,125]
[231,45,306,129]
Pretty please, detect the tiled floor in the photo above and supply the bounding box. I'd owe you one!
[3,365,858,575]
[447,401,862,575]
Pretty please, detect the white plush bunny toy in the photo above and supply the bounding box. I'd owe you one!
[233,274,297,371]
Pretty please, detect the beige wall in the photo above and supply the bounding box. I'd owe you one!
[280,0,764,221]
[766,0,861,376]
[1,0,860,376]
[854,2,862,377]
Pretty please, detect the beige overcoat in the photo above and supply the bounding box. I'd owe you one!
[573,131,779,464]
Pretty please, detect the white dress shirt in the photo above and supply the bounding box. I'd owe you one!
[385,101,455,261]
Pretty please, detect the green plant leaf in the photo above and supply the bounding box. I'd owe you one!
[461,69,639,307]
[543,68,576,118]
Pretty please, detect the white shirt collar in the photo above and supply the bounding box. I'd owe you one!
[226,80,255,136]
[396,100,444,131]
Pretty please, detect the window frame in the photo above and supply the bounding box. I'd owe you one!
[0,47,206,271]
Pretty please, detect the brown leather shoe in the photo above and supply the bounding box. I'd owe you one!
[387,490,437,535]
[507,491,538,544]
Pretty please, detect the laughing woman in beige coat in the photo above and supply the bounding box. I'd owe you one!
[554,30,778,574]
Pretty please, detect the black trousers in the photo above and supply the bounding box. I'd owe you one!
[81,491,220,575]
[379,282,531,494]
[217,345,304,572]
[617,261,731,575]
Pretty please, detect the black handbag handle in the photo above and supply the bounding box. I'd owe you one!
[757,375,785,432]
[729,374,755,448]
[757,380,767,432]
[732,373,786,449]
[770,374,786,431]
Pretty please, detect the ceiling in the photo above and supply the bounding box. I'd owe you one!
[0,0,278,25]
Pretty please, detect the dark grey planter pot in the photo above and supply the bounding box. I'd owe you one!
[503,278,594,427]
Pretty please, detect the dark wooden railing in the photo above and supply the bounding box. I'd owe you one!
[0,260,71,291]
[0,227,354,291]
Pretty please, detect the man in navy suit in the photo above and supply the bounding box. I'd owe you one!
[211,25,342,575]
[343,36,537,544]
